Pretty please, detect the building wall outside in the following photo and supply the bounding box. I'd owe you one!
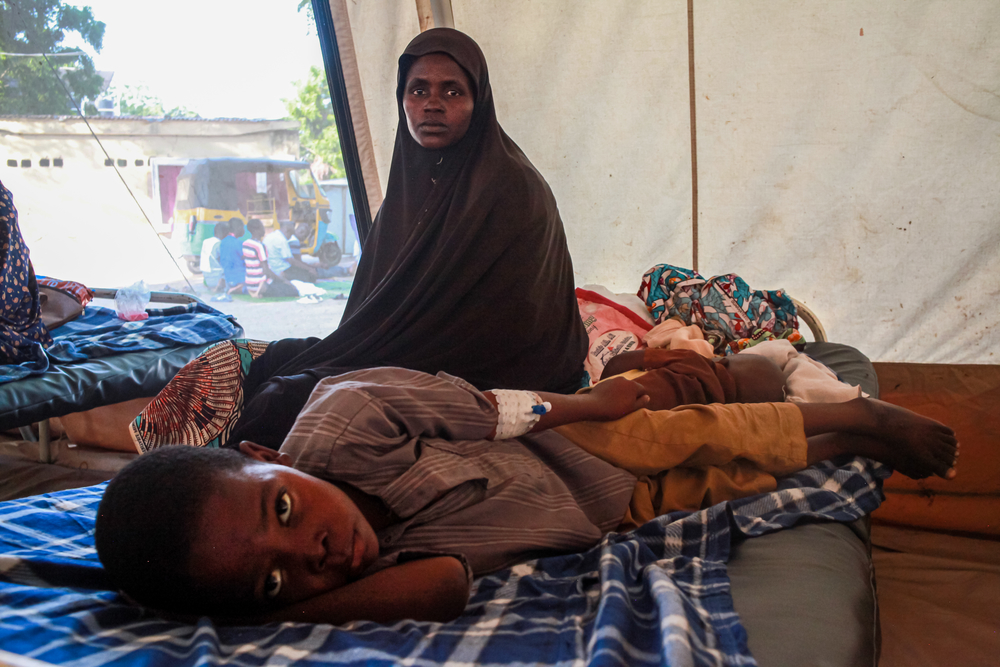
[0,116,300,286]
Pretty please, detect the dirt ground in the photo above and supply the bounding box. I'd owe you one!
[203,291,350,341]
[118,262,356,342]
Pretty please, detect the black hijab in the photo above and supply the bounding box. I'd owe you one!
[227,28,587,448]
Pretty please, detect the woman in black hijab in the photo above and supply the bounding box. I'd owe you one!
[226,28,587,448]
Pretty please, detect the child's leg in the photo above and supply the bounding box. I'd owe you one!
[618,461,780,530]
[555,401,808,478]
[798,398,958,479]
[557,397,959,481]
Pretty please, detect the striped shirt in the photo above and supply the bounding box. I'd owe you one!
[279,368,637,577]
[241,238,267,288]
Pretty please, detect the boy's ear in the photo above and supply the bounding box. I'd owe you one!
[238,441,292,467]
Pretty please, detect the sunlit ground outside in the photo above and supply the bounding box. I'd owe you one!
[2,0,355,341]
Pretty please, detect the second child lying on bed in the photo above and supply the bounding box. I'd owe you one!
[95,368,958,626]
[595,347,788,409]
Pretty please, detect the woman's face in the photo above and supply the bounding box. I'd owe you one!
[403,53,475,150]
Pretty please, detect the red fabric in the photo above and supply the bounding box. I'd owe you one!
[575,288,653,332]
[35,277,93,306]
[577,288,652,383]
[157,165,183,227]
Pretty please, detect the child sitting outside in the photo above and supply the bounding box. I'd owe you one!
[199,223,229,294]
[96,367,958,627]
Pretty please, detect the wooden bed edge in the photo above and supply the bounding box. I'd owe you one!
[792,298,827,342]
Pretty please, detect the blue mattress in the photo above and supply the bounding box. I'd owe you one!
[0,457,888,667]
[0,302,242,431]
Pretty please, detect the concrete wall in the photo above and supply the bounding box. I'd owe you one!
[1,116,300,286]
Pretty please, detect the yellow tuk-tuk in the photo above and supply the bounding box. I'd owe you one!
[172,157,341,272]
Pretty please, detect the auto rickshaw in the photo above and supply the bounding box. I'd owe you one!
[173,158,342,273]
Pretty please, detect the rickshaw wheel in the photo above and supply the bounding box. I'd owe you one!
[319,241,342,267]
[187,258,202,274]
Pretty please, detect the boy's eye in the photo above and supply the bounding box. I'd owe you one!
[276,490,292,525]
[264,569,282,598]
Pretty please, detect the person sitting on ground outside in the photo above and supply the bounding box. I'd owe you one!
[595,347,786,411]
[288,223,303,259]
[293,223,353,279]
[215,219,247,301]
[264,220,318,284]
[199,223,228,294]
[242,219,298,298]
[96,367,958,626]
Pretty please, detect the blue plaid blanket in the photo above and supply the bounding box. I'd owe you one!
[0,303,241,384]
[0,458,888,666]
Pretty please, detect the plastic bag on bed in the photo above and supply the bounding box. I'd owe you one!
[114,280,150,321]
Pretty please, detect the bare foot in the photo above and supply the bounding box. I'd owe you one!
[855,399,959,479]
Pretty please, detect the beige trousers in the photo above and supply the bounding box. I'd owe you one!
[554,402,807,530]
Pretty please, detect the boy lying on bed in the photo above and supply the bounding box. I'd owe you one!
[95,364,957,626]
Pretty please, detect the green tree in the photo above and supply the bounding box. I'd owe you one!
[297,0,315,34]
[0,0,106,115]
[284,65,344,179]
[112,83,200,119]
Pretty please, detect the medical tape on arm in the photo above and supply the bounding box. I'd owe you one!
[492,390,552,439]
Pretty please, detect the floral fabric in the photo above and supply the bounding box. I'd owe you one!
[639,263,802,355]
[0,181,52,367]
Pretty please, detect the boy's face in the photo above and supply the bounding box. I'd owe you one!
[187,443,380,611]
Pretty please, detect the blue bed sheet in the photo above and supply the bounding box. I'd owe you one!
[0,457,888,666]
[0,303,241,384]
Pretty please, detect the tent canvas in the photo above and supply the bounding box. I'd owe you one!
[334,0,1000,366]
[316,2,1000,664]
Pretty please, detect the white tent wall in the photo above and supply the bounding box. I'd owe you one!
[452,1,694,291]
[345,0,693,293]
[342,1,999,365]
[695,2,1000,364]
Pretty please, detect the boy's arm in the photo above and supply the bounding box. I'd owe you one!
[482,376,651,436]
[223,556,470,626]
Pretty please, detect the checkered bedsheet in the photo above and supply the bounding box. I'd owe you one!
[0,457,888,666]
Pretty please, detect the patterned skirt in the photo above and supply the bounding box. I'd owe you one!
[130,338,269,452]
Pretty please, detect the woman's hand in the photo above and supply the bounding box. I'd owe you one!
[585,376,651,421]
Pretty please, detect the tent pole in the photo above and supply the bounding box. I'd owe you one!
[416,0,434,31]
[430,0,455,28]
[416,0,455,30]
[312,0,382,246]
[687,0,699,273]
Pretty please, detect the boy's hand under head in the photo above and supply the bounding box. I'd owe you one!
[187,442,381,612]
[96,443,472,625]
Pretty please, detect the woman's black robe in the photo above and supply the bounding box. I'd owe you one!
[227,28,588,448]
